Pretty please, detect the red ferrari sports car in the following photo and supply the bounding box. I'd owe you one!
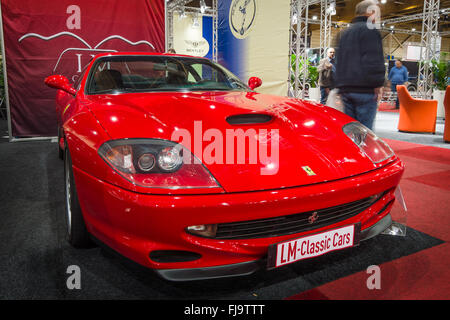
[45,52,404,281]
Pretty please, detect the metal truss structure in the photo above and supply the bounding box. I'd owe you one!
[380,28,422,36]
[418,0,441,99]
[289,0,448,99]
[319,0,332,59]
[289,0,333,98]
[382,7,450,26]
[212,0,218,63]
[288,0,310,99]
[166,0,218,62]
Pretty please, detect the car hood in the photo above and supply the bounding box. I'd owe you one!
[85,91,378,193]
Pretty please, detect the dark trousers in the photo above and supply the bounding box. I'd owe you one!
[391,83,402,108]
[340,92,378,130]
[320,86,330,105]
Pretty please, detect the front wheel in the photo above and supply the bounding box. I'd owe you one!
[58,128,64,160]
[64,146,93,248]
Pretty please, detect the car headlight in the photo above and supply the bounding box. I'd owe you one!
[98,139,220,189]
[343,122,394,164]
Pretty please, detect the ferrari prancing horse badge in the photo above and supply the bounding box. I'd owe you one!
[302,166,316,176]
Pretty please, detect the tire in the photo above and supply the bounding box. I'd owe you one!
[58,128,64,160]
[64,146,93,248]
[59,146,64,160]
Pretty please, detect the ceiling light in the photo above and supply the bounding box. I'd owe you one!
[179,6,186,19]
[192,16,200,28]
[200,0,207,14]
[327,1,336,15]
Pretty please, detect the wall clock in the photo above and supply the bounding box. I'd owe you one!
[229,0,257,39]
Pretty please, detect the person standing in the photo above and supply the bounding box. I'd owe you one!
[388,60,409,109]
[318,48,336,105]
[334,0,385,130]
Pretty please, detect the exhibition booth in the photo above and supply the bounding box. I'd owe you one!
[0,0,448,301]
[1,0,448,140]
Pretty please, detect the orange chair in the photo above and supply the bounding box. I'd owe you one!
[444,85,450,143]
[397,85,437,133]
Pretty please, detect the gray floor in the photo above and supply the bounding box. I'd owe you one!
[374,111,449,149]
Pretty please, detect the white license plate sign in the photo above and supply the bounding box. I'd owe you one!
[267,224,361,269]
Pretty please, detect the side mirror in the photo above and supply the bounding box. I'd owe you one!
[44,75,77,96]
[248,77,262,90]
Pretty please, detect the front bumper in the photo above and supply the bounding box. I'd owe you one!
[73,158,404,281]
[155,214,393,281]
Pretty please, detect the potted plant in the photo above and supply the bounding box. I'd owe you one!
[290,54,320,101]
[431,60,449,118]
[308,65,320,102]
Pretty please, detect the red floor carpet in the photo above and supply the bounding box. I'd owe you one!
[379,102,399,113]
[288,139,450,300]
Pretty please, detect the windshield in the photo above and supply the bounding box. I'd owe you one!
[85,55,249,94]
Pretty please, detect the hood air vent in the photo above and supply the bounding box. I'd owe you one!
[226,114,272,125]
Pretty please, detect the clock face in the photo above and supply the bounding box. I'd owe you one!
[229,0,257,39]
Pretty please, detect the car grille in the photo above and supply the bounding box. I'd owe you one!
[214,191,389,240]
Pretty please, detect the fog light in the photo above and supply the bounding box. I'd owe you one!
[186,224,218,238]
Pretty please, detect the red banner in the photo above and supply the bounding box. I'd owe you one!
[1,0,165,137]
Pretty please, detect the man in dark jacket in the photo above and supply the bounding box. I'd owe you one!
[334,0,385,130]
[318,48,336,105]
